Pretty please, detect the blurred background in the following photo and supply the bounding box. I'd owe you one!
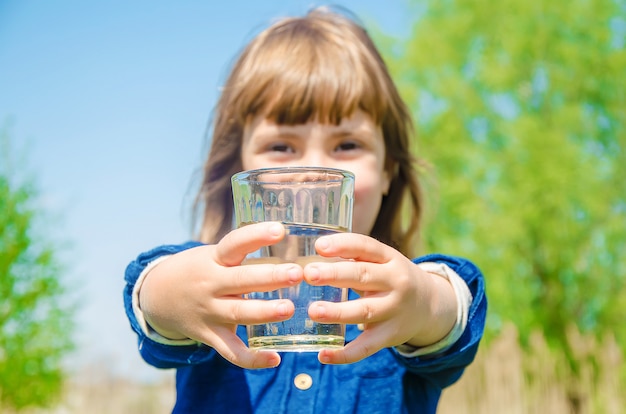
[1,0,624,412]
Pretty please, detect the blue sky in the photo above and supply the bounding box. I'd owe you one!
[0,0,413,381]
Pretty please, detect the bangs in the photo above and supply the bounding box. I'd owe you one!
[227,14,391,126]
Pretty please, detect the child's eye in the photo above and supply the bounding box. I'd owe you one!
[335,141,359,152]
[268,143,293,153]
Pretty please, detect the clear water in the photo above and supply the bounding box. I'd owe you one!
[242,223,347,351]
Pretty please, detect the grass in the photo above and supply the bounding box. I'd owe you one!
[439,324,624,414]
[9,324,625,413]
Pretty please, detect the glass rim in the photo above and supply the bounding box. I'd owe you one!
[231,166,354,184]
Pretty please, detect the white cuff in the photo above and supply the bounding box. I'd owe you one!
[395,262,473,358]
[132,255,198,346]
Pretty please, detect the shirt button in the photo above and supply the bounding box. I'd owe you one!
[294,373,313,390]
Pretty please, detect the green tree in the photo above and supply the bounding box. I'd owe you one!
[0,128,75,410]
[387,0,625,361]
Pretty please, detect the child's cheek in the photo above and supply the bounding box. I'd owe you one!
[351,181,384,235]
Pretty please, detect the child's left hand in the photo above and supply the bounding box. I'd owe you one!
[303,232,458,365]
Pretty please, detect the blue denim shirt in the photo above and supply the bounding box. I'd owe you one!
[124,242,487,414]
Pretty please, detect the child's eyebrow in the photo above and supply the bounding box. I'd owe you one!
[331,130,358,138]
[269,130,302,138]
[330,127,378,140]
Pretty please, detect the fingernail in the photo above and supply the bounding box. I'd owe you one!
[307,265,320,283]
[275,301,289,316]
[287,266,301,283]
[319,351,332,364]
[311,302,326,318]
[268,354,281,367]
[269,222,283,237]
[316,237,330,250]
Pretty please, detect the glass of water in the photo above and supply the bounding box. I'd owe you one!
[231,167,354,352]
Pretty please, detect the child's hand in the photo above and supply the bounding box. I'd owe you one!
[303,233,458,365]
[139,222,303,369]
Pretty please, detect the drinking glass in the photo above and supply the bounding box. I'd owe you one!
[231,167,354,351]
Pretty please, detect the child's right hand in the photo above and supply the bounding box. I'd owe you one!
[138,222,303,369]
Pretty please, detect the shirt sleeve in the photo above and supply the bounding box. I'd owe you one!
[394,261,472,357]
[390,254,487,389]
[123,241,219,369]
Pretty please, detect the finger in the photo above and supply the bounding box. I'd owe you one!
[318,329,387,365]
[303,260,392,291]
[212,297,296,325]
[216,261,303,295]
[197,326,281,369]
[216,222,286,266]
[308,296,392,325]
[315,232,393,263]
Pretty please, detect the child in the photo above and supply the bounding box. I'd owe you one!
[124,6,486,413]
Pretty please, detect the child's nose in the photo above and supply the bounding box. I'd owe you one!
[300,151,332,168]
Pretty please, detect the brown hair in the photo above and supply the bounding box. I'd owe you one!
[194,6,424,257]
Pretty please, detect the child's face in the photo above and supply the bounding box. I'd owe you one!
[241,110,391,235]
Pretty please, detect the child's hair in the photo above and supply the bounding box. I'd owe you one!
[194,6,424,257]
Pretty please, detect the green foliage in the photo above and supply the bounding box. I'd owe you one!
[0,128,75,410]
[386,0,626,360]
